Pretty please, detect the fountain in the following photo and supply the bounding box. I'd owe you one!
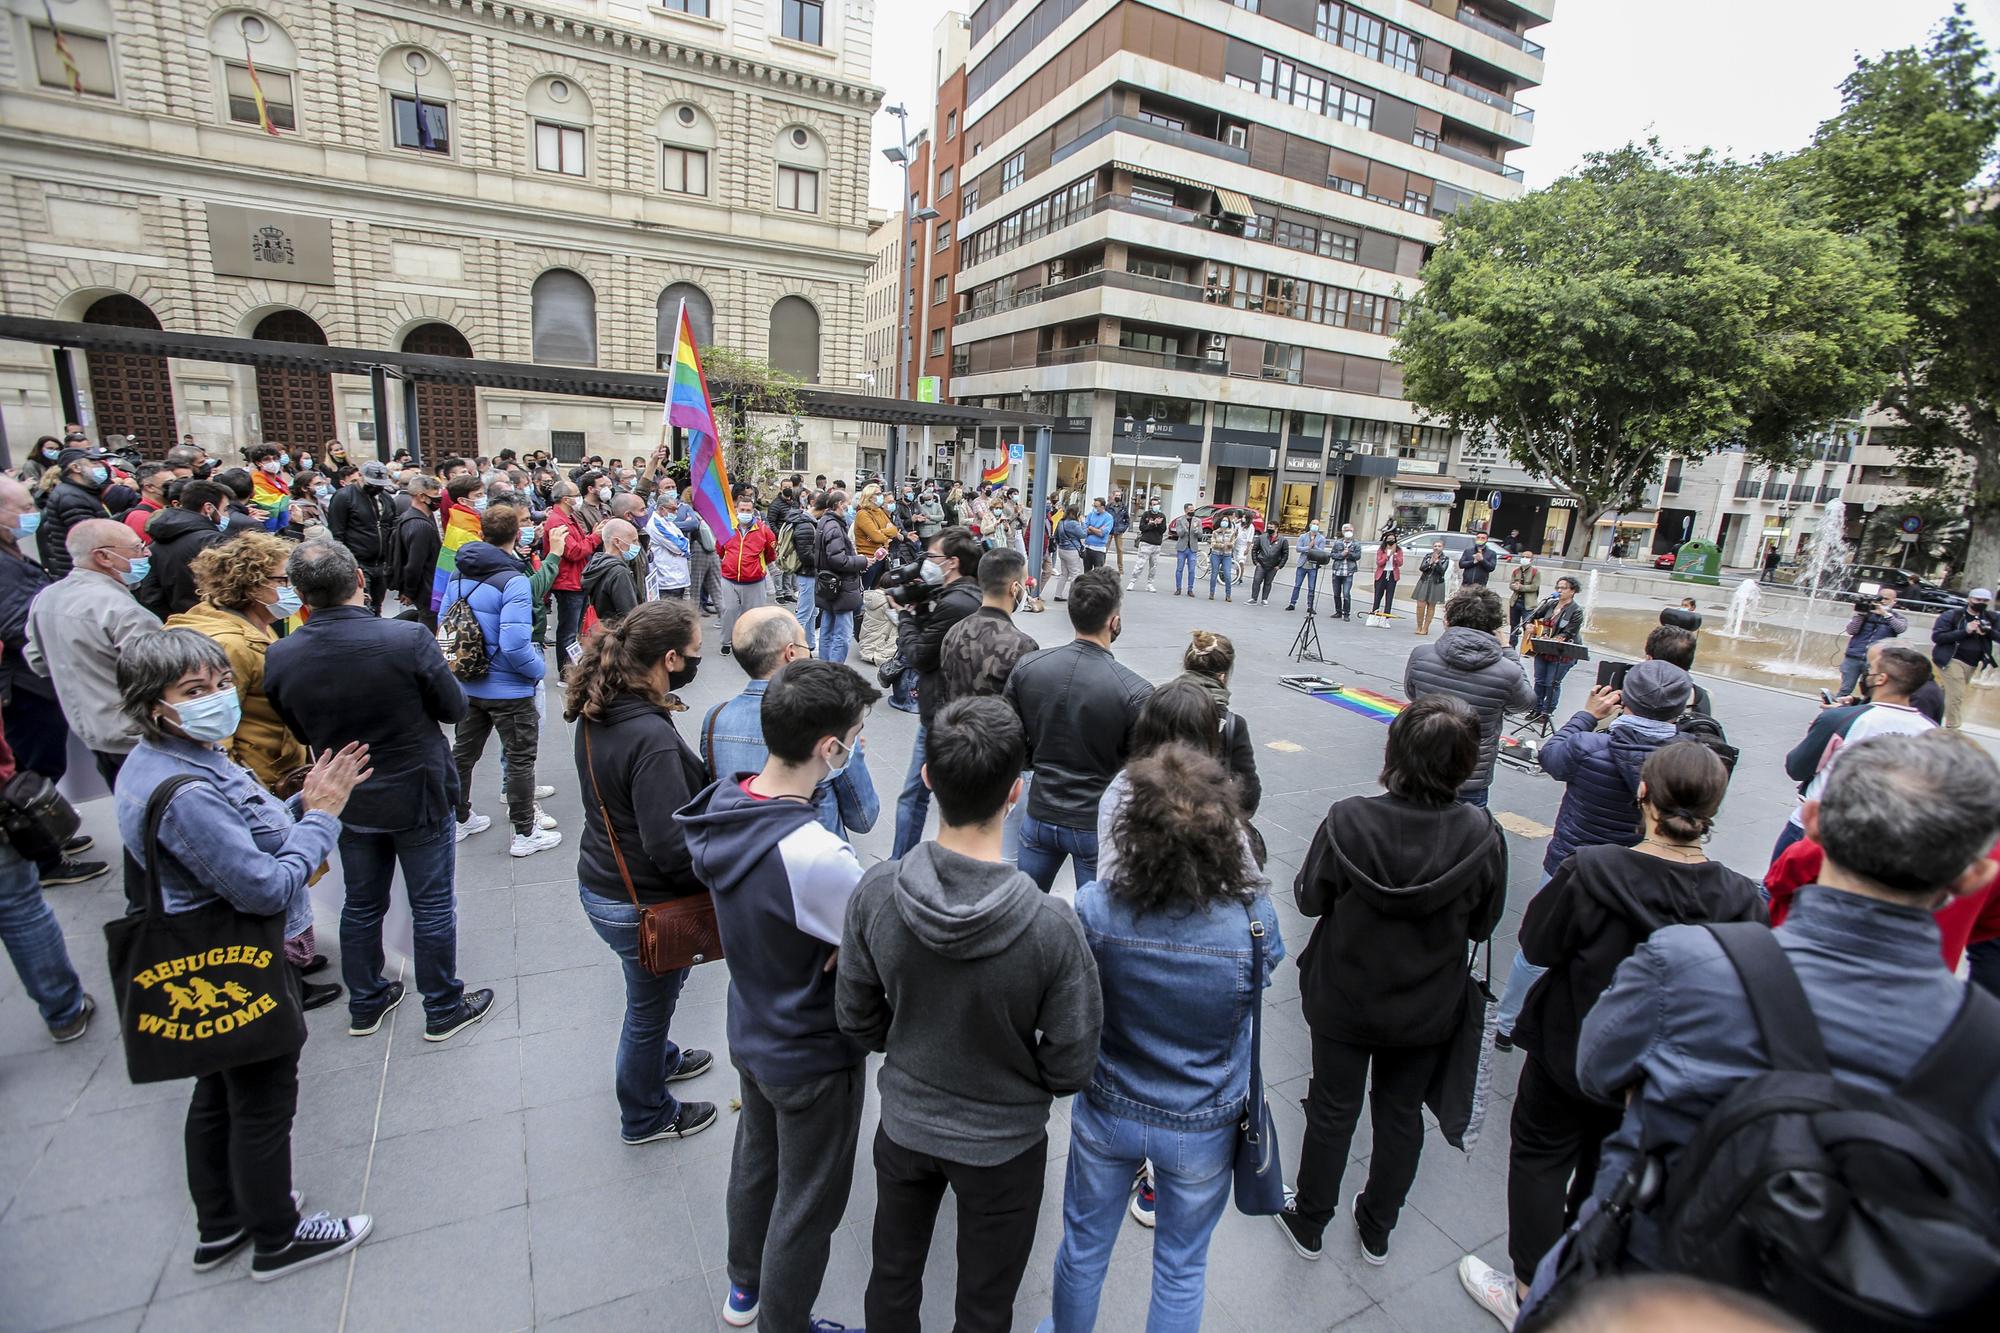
[1716,578,1765,640]
[1769,500,1852,678]
[1581,568,1601,634]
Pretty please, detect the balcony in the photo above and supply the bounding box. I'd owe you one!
[1445,75,1535,121]
[1761,479,1787,500]
[1734,478,1762,499]
[1051,114,1250,173]
[1038,344,1219,374]
[1434,140,1525,182]
[955,266,1219,326]
[1456,7,1546,59]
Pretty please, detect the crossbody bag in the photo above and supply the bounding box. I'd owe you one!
[582,720,724,975]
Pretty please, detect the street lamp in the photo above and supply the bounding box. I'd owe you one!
[1463,463,1493,532]
[1327,440,1355,529]
[1119,414,1158,502]
[881,102,942,485]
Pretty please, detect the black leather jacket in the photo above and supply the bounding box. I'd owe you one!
[1002,639,1154,827]
[909,578,982,728]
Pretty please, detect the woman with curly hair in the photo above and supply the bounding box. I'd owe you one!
[565,599,718,1143]
[1048,743,1283,1331]
[1177,630,1261,815]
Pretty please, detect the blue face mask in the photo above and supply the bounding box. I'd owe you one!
[120,555,151,587]
[88,466,109,486]
[166,689,242,743]
[622,546,639,562]
[470,497,489,513]
[268,586,302,619]
[11,511,40,543]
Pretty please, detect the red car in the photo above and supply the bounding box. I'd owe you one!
[1653,550,1678,570]
[1190,503,1261,533]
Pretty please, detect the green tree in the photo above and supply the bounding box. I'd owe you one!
[1395,143,1905,557]
[1787,7,2000,591]
[692,345,805,493]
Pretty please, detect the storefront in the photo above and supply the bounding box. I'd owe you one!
[1390,479,1459,534]
[1448,487,1571,554]
[1593,511,1658,560]
[1209,436,1280,522]
[1276,450,1323,534]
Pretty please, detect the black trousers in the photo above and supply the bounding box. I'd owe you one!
[1371,575,1397,615]
[186,1050,302,1248]
[453,695,540,833]
[1507,1054,1622,1278]
[866,1125,1048,1333]
[91,749,144,913]
[1080,547,1105,571]
[1294,1031,1445,1247]
[1509,593,1532,646]
[1252,564,1280,602]
[361,565,387,613]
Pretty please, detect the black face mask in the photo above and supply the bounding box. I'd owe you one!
[668,655,701,690]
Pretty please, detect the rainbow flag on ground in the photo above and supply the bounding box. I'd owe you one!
[250,470,291,531]
[430,504,482,612]
[1309,684,1407,726]
[982,458,1009,486]
[664,301,736,545]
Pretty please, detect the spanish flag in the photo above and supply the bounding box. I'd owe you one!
[245,52,281,136]
[42,1,83,95]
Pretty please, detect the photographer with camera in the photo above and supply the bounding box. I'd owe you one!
[889,526,984,858]
[1839,588,1906,698]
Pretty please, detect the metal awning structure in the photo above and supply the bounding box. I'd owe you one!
[1110,163,1252,218]
[0,315,1057,433]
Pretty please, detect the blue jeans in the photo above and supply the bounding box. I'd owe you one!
[337,813,465,1021]
[818,609,851,665]
[1459,787,1490,808]
[0,840,86,1029]
[888,665,919,714]
[1838,655,1866,698]
[1017,811,1098,893]
[1532,656,1574,716]
[796,578,819,652]
[553,589,586,670]
[1968,938,2000,1000]
[891,723,929,859]
[1329,572,1354,617]
[1770,819,1805,870]
[1047,1097,1235,1333]
[579,885,690,1138]
[1174,550,1196,593]
[1287,565,1319,609]
[1495,868,1554,1037]
[1207,555,1233,598]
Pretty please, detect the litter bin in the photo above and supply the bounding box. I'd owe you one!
[1670,539,1722,585]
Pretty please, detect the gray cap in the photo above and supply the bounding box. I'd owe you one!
[1622,659,1693,719]
[359,460,395,489]
[1972,588,1993,602]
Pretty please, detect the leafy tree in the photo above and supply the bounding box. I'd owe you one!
[687,346,805,493]
[1396,143,1905,556]
[1787,6,2000,591]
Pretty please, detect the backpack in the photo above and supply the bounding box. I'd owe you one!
[1523,923,2000,1332]
[775,519,800,574]
[436,573,510,681]
[1674,709,1739,773]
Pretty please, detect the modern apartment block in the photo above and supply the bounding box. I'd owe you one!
[0,0,879,472]
[948,0,1551,534]
[860,205,900,468]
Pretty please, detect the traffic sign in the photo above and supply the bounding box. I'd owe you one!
[1487,490,1502,511]
[1009,439,1023,465]
[1901,514,1924,535]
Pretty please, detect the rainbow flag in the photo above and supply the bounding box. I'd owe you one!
[1310,685,1407,726]
[430,504,482,612]
[982,458,1009,486]
[664,300,736,545]
[250,470,291,531]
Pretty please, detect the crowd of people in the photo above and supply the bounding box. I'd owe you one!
[2,431,1998,1329]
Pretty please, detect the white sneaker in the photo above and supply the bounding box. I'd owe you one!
[533,805,558,831]
[1126,581,1136,591]
[454,813,491,843]
[1147,583,1157,593]
[510,827,563,858]
[1458,1255,1521,1329]
[532,784,556,801]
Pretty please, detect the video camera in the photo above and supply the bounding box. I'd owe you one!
[1852,594,1882,615]
[879,557,946,610]
[1304,545,1332,566]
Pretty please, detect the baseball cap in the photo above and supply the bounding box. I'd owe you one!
[359,460,395,489]
[56,446,111,469]
[1971,588,1993,602]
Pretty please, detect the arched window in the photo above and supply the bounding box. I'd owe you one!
[773,125,827,214]
[658,284,714,363]
[656,102,716,197]
[381,46,453,155]
[768,296,820,383]
[209,11,298,131]
[532,269,597,365]
[526,74,591,177]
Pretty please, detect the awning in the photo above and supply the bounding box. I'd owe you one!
[1111,161,1211,194]
[1214,187,1254,217]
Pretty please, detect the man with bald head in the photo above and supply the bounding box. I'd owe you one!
[25,518,161,909]
[580,518,641,631]
[700,606,879,840]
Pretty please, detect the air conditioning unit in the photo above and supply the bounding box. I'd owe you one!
[1205,348,1225,363]
[1206,333,1226,351]
[1050,258,1067,279]
[1226,125,1247,149]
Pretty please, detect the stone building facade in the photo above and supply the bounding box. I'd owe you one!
[0,0,880,472]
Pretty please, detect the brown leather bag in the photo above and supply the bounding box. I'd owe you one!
[582,720,724,975]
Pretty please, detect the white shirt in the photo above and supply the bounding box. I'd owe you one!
[1788,702,1935,826]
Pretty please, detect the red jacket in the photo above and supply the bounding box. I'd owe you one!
[124,500,163,544]
[719,522,777,583]
[1765,835,2000,970]
[543,503,599,592]
[1376,545,1403,580]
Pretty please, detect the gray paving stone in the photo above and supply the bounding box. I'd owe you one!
[345,1205,534,1331]
[364,1110,528,1240]
[374,1034,522,1140]
[542,1272,722,1332]
[0,1188,183,1329]
[528,1172,703,1320]
[10,1097,189,1220]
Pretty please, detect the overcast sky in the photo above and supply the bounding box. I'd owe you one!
[866,0,2000,208]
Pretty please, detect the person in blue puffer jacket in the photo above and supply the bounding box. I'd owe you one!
[444,506,561,858]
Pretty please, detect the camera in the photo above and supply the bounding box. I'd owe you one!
[879,557,945,610]
[1853,595,1880,615]
[1304,545,1332,566]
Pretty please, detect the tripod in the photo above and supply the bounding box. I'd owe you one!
[1289,585,1325,663]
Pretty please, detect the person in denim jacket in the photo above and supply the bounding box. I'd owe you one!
[1048,743,1281,1332]
[701,607,878,840]
[112,628,377,1280]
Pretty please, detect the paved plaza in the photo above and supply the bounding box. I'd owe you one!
[1,570,1989,1332]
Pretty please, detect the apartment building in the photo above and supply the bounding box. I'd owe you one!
[948,0,1552,532]
[860,205,899,468]
[0,0,880,472]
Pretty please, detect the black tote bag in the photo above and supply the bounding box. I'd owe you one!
[103,775,307,1084]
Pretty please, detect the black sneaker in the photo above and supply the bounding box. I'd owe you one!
[1493,1030,1515,1053]
[48,993,94,1044]
[193,1189,305,1271]
[423,987,495,1042]
[61,834,94,856]
[667,1048,714,1082]
[301,980,343,1012]
[1274,1197,1322,1261]
[300,954,330,977]
[1354,1192,1389,1264]
[39,858,109,887]
[347,981,405,1037]
[249,1211,372,1281]
[623,1100,719,1145]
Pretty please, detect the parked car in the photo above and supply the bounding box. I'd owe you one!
[1838,563,1966,613]
[1358,530,1515,566]
[1653,549,1680,570]
[1190,503,1262,533]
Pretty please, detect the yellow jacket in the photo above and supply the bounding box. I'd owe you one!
[854,501,897,558]
[163,601,310,792]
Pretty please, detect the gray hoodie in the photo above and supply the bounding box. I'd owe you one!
[1404,624,1537,793]
[837,842,1102,1166]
